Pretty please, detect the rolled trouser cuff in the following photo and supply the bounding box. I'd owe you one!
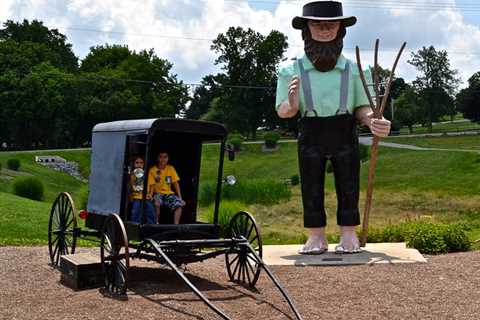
[304,210,327,228]
[337,209,360,226]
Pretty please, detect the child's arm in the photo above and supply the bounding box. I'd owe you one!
[172,182,182,199]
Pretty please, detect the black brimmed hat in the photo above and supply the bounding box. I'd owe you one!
[292,1,357,29]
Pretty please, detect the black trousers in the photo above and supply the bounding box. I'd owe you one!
[297,115,361,228]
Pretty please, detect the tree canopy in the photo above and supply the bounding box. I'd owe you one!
[408,46,460,129]
[456,72,480,123]
[0,21,188,149]
[187,27,289,137]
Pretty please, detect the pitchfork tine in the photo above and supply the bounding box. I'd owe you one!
[355,46,375,110]
[373,39,380,116]
[379,42,407,115]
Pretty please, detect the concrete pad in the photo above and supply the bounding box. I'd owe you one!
[263,243,426,266]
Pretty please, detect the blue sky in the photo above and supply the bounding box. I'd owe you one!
[1,0,480,86]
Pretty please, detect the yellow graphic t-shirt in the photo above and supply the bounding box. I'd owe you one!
[148,165,180,195]
[130,173,144,200]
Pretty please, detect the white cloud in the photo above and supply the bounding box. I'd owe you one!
[2,0,480,86]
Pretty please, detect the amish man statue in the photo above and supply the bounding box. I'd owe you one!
[276,1,391,254]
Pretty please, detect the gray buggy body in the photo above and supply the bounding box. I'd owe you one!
[86,118,228,236]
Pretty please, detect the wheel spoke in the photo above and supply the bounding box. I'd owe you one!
[236,260,243,282]
[241,261,246,283]
[65,219,74,229]
[231,257,241,280]
[227,254,239,268]
[50,235,59,248]
[244,216,250,236]
[245,260,253,284]
[246,257,256,277]
[246,223,255,241]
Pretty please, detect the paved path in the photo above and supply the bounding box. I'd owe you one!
[359,137,480,153]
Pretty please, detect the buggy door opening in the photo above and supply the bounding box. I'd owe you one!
[146,129,224,225]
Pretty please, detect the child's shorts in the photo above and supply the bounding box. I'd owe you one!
[153,193,184,210]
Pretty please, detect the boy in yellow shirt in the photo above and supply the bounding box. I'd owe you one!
[148,151,185,224]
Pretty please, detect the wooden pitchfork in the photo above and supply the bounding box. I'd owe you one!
[356,39,407,247]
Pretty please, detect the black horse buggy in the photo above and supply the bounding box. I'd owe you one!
[47,118,303,320]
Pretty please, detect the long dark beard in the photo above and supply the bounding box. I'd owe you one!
[303,28,344,72]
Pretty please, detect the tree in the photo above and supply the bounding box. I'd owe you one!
[209,27,288,138]
[408,46,460,131]
[0,20,78,72]
[76,45,189,144]
[394,87,422,134]
[0,23,189,149]
[456,72,480,123]
[185,74,227,120]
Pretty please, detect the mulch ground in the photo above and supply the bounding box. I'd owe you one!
[1,247,480,320]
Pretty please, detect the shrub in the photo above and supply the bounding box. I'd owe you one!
[405,223,448,254]
[13,177,44,201]
[290,174,300,186]
[442,224,471,252]
[7,159,20,171]
[199,179,291,206]
[227,133,244,152]
[368,222,471,254]
[391,119,402,132]
[205,200,245,237]
[264,131,281,149]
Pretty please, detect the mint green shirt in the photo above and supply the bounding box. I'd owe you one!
[275,54,372,117]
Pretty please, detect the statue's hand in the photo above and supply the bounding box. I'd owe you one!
[367,112,391,138]
[288,76,300,112]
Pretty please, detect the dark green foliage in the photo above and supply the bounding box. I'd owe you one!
[0,19,78,72]
[227,133,245,151]
[456,72,480,123]
[408,46,460,131]
[404,223,449,254]
[0,21,188,149]
[264,131,281,149]
[204,200,245,238]
[199,179,291,206]
[290,174,300,186]
[204,27,289,137]
[442,224,472,252]
[13,177,44,201]
[7,159,20,171]
[368,222,471,254]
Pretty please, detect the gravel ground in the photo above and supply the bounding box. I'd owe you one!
[1,247,480,320]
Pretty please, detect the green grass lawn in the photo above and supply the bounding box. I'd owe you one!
[0,192,50,245]
[1,142,479,247]
[0,151,89,203]
[385,135,480,151]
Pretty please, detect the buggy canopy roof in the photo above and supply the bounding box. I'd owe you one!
[92,118,227,136]
[88,118,227,216]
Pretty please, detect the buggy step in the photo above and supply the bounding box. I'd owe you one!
[60,253,103,290]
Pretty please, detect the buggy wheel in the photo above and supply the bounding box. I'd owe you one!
[100,214,130,296]
[226,211,263,288]
[48,192,78,267]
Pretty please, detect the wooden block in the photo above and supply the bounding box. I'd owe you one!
[60,253,103,290]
